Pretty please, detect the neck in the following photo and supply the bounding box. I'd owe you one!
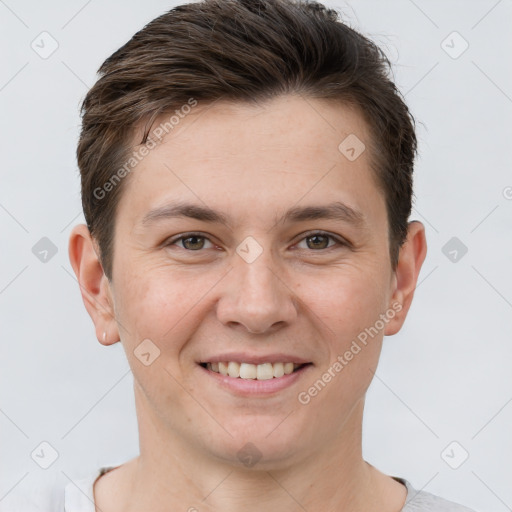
[101,386,405,512]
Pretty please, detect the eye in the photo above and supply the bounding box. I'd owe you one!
[295,231,345,251]
[165,233,214,251]
[163,231,346,252]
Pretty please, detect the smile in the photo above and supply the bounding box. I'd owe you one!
[197,360,313,396]
[199,361,311,380]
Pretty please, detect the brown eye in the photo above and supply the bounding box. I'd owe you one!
[296,232,342,251]
[165,233,214,251]
[305,234,331,250]
[181,235,206,250]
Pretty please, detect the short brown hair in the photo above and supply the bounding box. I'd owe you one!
[77,0,417,281]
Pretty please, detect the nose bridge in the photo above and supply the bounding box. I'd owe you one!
[239,244,279,300]
[216,235,297,333]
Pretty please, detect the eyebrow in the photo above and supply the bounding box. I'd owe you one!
[140,200,366,229]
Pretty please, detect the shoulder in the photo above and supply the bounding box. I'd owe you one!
[396,477,479,512]
[64,465,119,511]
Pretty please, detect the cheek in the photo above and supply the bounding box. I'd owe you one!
[113,271,205,410]
[301,263,389,340]
[114,264,221,353]
[299,264,388,398]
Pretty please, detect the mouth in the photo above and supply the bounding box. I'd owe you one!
[198,361,313,380]
[197,359,314,396]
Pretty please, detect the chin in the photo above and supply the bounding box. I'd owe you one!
[206,419,308,469]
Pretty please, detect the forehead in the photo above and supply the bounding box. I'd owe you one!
[118,95,385,230]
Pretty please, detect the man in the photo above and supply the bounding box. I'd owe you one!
[67,1,477,510]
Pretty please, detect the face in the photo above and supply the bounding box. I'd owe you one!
[104,95,402,468]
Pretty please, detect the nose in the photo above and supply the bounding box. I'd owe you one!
[215,244,298,335]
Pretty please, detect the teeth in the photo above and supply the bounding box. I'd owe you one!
[227,361,240,378]
[205,361,304,380]
[273,362,284,378]
[218,362,229,376]
[256,362,274,380]
[240,362,257,379]
[283,362,294,375]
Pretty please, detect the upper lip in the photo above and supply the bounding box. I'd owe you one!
[198,353,312,365]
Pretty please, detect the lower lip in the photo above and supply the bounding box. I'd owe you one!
[198,364,313,396]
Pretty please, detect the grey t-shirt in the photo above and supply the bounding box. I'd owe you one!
[394,477,478,511]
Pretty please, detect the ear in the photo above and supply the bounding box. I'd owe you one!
[68,224,120,346]
[384,221,427,336]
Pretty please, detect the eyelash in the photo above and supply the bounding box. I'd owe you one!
[163,231,347,252]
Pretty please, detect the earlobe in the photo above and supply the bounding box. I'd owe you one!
[384,221,427,336]
[68,224,120,345]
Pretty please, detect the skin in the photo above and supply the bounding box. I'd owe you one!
[69,94,427,512]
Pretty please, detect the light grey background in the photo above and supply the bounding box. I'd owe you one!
[1,0,511,510]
